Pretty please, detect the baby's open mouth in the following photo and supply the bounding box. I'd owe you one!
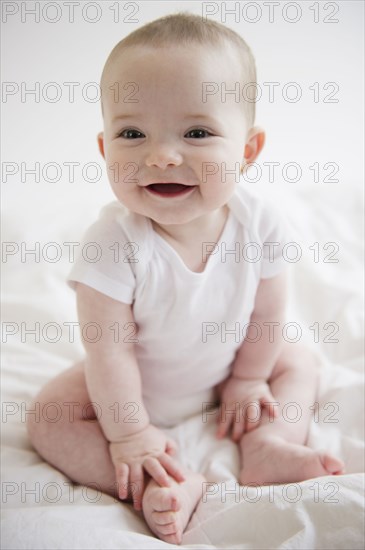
[147,183,193,193]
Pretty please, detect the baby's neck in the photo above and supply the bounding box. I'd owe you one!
[150,205,229,250]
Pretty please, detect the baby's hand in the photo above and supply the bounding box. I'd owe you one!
[109,424,185,510]
[216,376,278,442]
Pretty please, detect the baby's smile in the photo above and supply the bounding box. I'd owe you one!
[144,183,197,198]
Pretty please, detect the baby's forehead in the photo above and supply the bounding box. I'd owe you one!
[101,41,240,86]
[103,49,226,109]
[100,42,252,125]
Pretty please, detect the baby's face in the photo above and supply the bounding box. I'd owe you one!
[99,44,249,226]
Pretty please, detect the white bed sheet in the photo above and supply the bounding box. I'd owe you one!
[1,181,364,549]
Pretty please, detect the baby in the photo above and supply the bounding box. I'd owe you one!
[27,13,345,545]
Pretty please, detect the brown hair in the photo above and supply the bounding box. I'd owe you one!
[100,12,257,125]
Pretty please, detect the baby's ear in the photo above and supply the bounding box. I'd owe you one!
[244,127,265,165]
[97,132,105,159]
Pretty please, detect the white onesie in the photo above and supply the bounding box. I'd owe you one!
[68,183,288,428]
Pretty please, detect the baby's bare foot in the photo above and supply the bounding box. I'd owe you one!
[142,472,204,545]
[239,433,345,485]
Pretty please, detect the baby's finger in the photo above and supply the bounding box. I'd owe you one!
[231,416,245,442]
[261,399,279,422]
[216,405,232,439]
[115,462,129,499]
[245,401,262,432]
[143,456,171,487]
[158,453,186,483]
[130,463,144,510]
[165,438,178,456]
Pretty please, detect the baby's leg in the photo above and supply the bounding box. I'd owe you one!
[26,361,117,497]
[27,362,204,544]
[239,343,345,485]
[142,470,205,545]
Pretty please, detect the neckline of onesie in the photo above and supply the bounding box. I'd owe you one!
[149,207,237,279]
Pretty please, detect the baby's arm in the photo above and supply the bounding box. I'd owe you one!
[76,283,185,509]
[217,271,288,441]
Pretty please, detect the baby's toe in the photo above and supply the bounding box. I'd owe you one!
[155,521,179,536]
[151,510,177,525]
[320,453,345,475]
[154,488,180,512]
[160,530,183,545]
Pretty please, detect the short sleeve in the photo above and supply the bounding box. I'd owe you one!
[67,214,136,304]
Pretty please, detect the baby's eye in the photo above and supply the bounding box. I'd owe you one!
[118,129,145,139]
[185,128,212,139]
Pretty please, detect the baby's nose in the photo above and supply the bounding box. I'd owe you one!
[145,142,183,169]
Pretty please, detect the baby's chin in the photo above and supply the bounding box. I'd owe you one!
[120,200,201,226]
[113,200,192,226]
[148,212,199,227]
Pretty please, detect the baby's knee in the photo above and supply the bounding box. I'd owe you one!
[26,379,70,449]
[277,342,320,379]
[293,342,320,374]
[26,386,55,448]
